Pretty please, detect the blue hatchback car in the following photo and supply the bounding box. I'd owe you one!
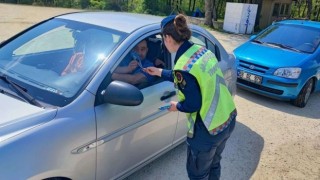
[234,20,320,108]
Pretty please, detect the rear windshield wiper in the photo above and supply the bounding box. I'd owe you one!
[266,42,302,52]
[0,73,43,108]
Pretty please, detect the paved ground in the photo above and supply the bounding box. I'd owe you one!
[1,3,319,180]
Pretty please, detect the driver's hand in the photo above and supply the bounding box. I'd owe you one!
[128,60,138,72]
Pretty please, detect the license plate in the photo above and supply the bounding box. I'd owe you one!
[238,70,262,84]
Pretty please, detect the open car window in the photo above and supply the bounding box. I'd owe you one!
[111,33,166,89]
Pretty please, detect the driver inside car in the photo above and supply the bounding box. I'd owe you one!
[111,39,155,87]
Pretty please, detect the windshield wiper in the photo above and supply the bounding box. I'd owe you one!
[252,39,264,44]
[0,73,43,108]
[0,87,27,103]
[266,42,302,52]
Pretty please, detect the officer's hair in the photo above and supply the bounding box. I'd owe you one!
[162,14,191,43]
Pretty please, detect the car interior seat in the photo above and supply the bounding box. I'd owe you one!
[146,36,164,67]
[143,36,167,87]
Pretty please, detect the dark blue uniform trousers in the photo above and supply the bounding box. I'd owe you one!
[186,117,236,180]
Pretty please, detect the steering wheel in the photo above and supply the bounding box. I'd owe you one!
[299,42,315,52]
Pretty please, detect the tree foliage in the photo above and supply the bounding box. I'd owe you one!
[291,0,320,21]
[0,0,319,21]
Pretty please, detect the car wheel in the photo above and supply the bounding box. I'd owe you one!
[292,79,313,108]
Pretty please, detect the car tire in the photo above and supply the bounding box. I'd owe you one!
[292,78,313,108]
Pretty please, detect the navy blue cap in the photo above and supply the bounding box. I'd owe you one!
[161,15,176,29]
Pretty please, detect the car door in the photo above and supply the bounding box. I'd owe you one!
[94,33,179,180]
[314,49,320,92]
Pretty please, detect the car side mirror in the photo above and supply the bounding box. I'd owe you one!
[102,80,143,106]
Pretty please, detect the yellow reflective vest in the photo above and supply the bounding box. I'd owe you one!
[173,44,236,137]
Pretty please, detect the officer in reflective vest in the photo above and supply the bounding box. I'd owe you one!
[145,14,237,180]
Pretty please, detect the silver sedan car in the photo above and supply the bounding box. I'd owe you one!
[0,12,236,180]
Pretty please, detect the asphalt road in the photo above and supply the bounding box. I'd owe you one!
[1,3,319,180]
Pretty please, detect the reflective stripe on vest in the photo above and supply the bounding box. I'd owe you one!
[174,44,236,136]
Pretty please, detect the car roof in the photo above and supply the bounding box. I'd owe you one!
[276,19,320,29]
[56,11,163,33]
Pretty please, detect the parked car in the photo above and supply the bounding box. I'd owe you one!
[0,12,236,180]
[234,20,320,107]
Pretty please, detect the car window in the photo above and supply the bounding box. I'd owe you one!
[190,33,206,47]
[255,24,320,53]
[111,34,165,89]
[14,26,74,55]
[190,32,221,61]
[206,40,220,60]
[0,18,127,107]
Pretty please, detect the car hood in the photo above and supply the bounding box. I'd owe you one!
[234,42,309,67]
[0,94,57,143]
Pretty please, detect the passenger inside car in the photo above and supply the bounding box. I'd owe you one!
[61,29,113,76]
[112,39,156,88]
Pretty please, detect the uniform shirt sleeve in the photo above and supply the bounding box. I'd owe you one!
[176,71,201,113]
[161,69,174,82]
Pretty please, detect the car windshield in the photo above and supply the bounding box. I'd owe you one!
[254,23,320,53]
[0,18,126,107]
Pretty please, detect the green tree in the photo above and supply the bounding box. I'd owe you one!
[89,0,106,9]
[80,0,90,8]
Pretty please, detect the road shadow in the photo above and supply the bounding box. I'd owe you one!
[127,121,264,180]
[236,87,320,119]
[221,121,264,180]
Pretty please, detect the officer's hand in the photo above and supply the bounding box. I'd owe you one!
[168,101,178,112]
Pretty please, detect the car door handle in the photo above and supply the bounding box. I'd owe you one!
[160,91,176,101]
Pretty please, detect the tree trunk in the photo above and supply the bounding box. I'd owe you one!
[306,0,312,19]
[192,0,195,12]
[316,5,320,21]
[302,1,307,18]
[217,0,224,18]
[297,0,302,18]
[212,0,217,21]
[205,0,213,26]
[316,0,320,20]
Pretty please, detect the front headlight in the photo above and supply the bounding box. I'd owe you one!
[274,68,301,79]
